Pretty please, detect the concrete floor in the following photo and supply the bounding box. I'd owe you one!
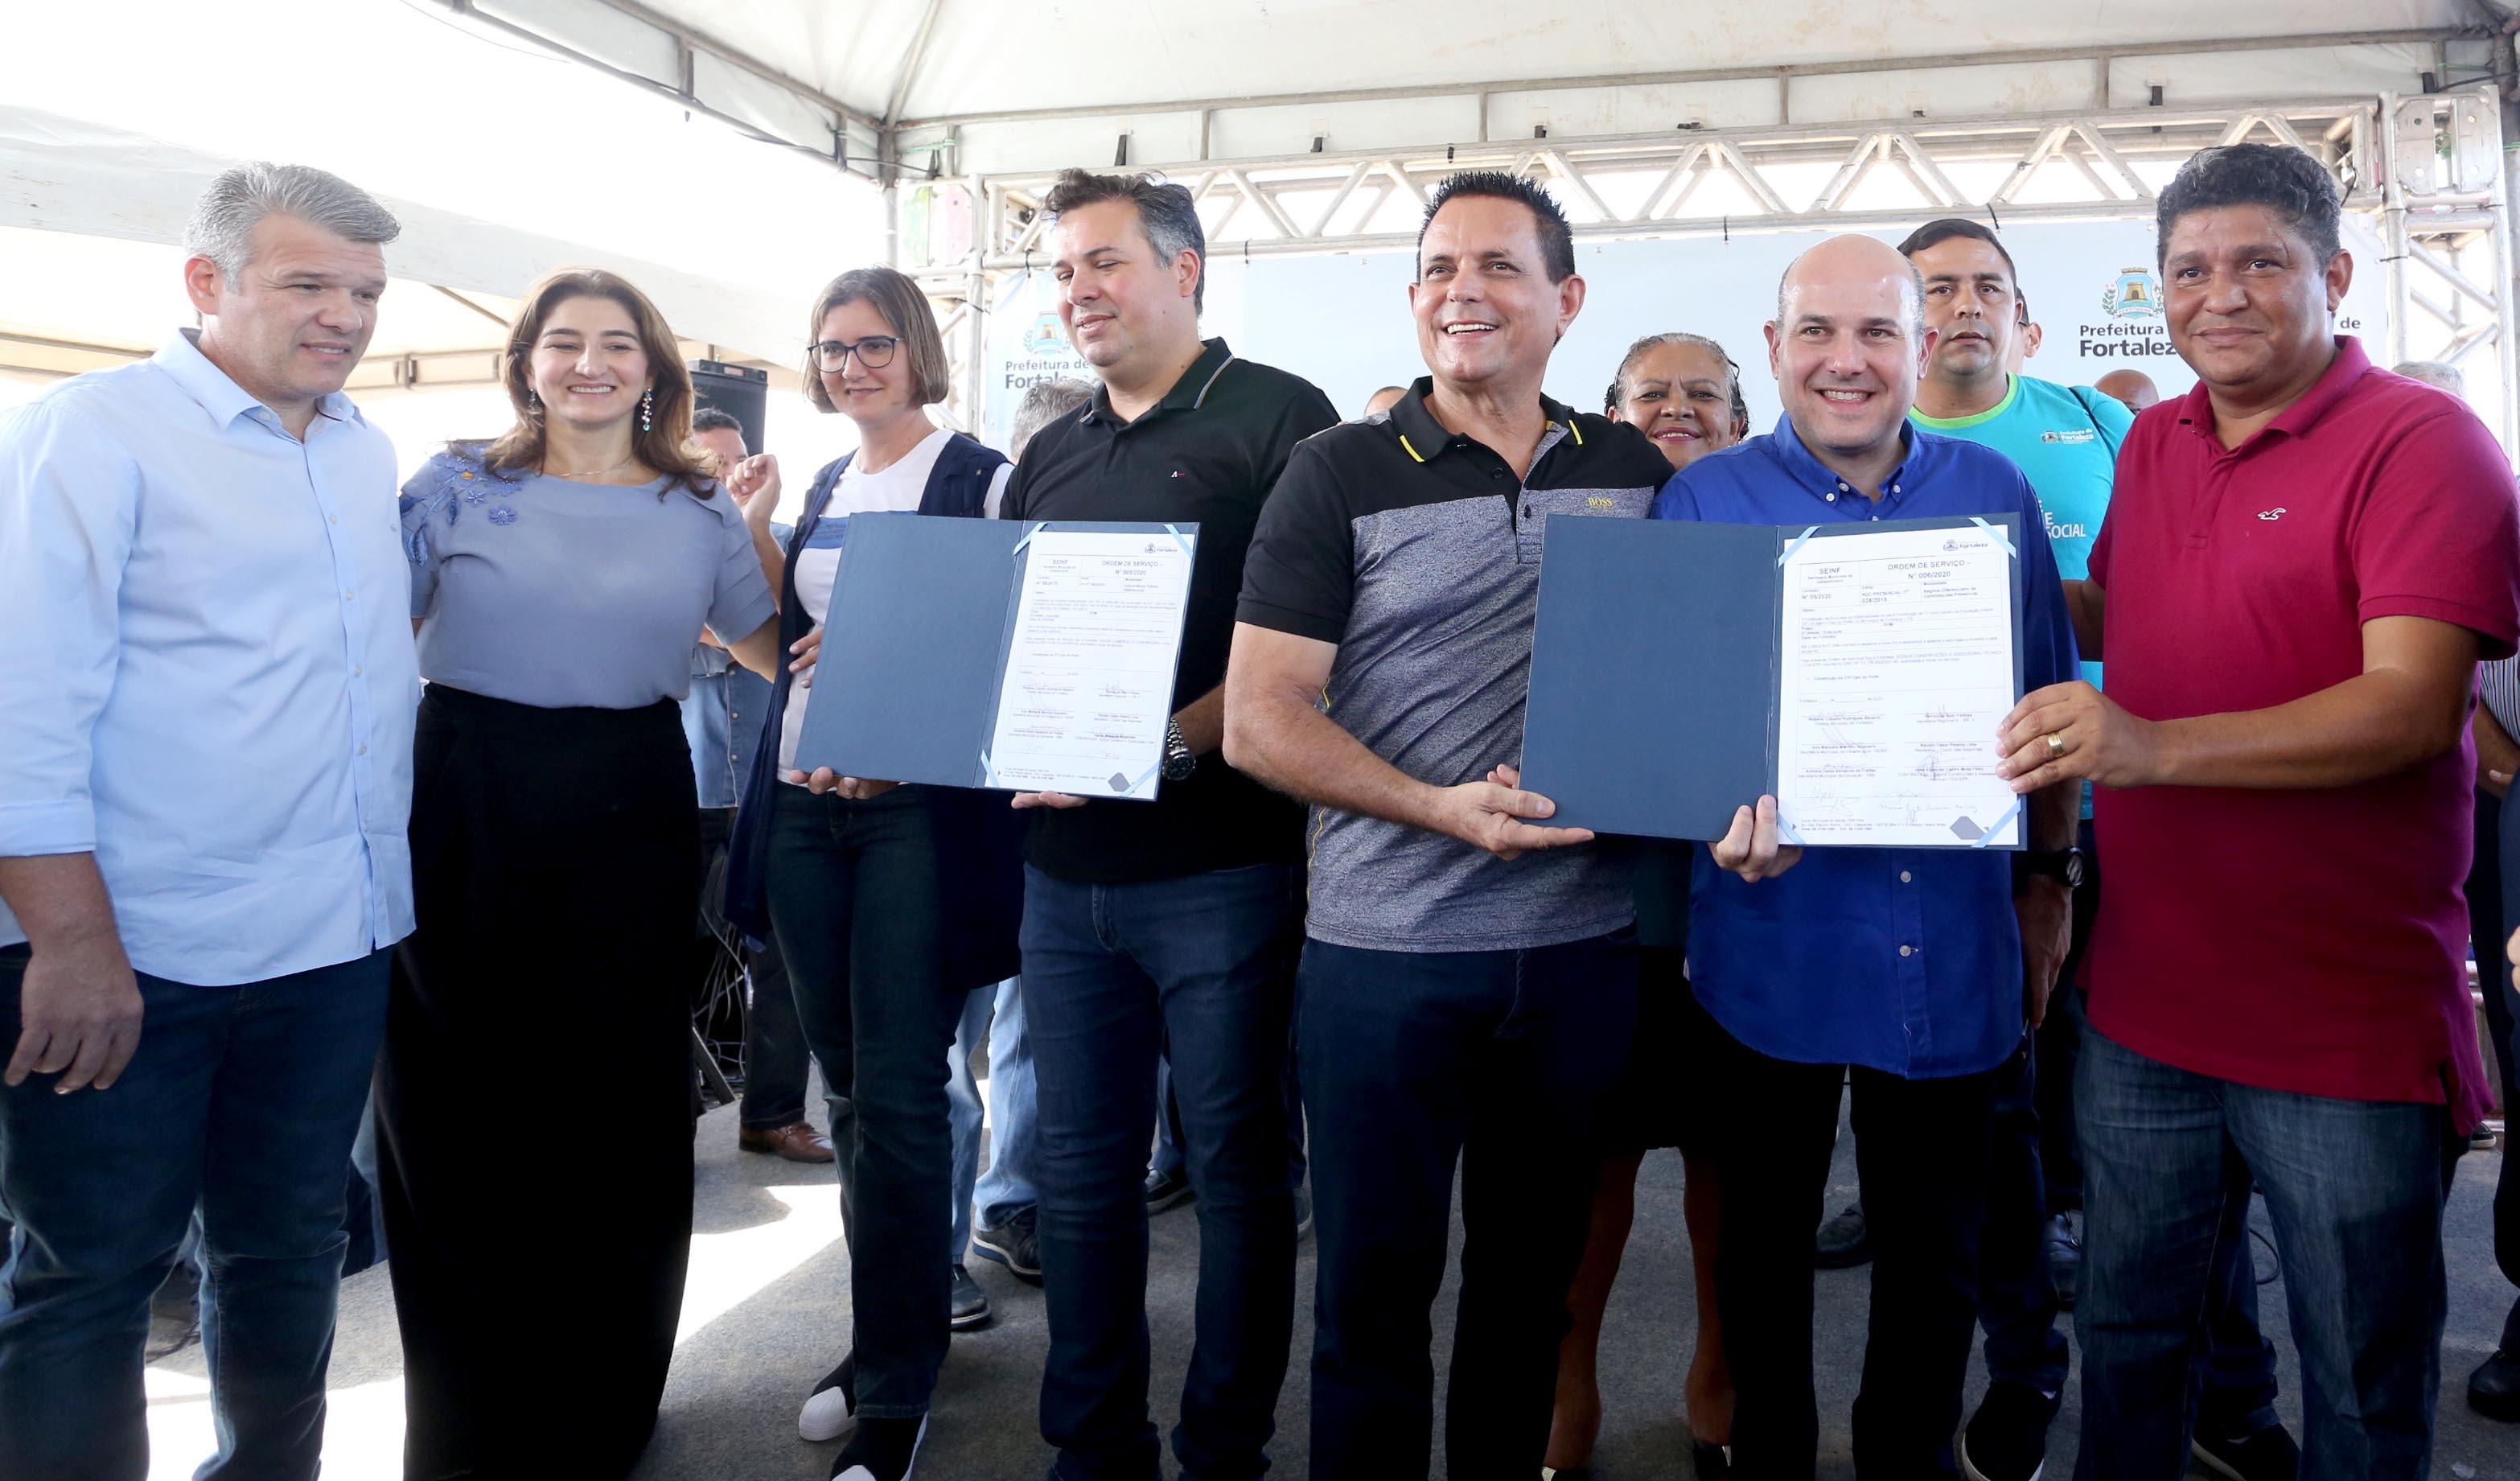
[140,1098,2519,1480]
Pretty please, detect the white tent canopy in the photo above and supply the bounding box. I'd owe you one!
[435,0,2502,175]
[0,108,799,366]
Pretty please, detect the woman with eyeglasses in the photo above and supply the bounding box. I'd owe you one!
[721,265,1024,1481]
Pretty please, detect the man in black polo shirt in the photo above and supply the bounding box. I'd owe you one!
[1225,171,1794,1479]
[1001,167,1338,1481]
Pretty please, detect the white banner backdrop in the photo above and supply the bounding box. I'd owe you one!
[983,216,2395,442]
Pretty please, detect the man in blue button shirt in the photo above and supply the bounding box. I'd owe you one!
[0,164,417,1481]
[1654,233,2079,1480]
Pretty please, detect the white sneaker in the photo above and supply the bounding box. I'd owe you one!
[798,1355,857,1443]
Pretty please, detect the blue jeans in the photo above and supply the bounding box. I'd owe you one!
[2074,1026,2451,1481]
[1023,862,1301,1481]
[952,977,1039,1256]
[1153,1039,1306,1191]
[1302,931,1638,1481]
[766,785,964,1421]
[0,944,389,1481]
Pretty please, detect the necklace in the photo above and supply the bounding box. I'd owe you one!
[544,452,639,479]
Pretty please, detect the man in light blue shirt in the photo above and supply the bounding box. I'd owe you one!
[0,163,415,1481]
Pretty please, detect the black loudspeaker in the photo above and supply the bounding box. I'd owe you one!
[689,360,771,457]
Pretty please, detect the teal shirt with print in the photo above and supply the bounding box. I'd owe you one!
[1912,373,2132,814]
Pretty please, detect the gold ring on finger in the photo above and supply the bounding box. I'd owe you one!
[2045,731,2066,760]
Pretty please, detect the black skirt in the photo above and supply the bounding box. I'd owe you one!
[376,685,701,1479]
[1601,945,1724,1158]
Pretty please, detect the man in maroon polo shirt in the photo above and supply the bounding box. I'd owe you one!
[1996,142,2520,1480]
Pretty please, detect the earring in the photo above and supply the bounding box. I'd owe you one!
[639,389,654,433]
[528,389,542,415]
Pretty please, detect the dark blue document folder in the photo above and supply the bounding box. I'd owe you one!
[791,514,1198,796]
[1519,513,2022,842]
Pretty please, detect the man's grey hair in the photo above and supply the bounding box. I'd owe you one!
[183,162,401,282]
[1009,379,1095,460]
[2394,359,2465,397]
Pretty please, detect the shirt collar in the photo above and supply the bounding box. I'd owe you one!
[1768,411,1922,508]
[2173,334,2371,450]
[1083,336,1236,427]
[1387,375,1585,467]
[154,328,366,436]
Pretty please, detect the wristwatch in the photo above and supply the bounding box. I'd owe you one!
[2015,846,2087,889]
[1161,718,1197,781]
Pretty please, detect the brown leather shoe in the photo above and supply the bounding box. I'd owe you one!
[738,1120,835,1163]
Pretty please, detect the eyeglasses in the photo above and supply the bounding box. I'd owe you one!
[810,335,899,372]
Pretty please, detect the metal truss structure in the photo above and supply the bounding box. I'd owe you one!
[903,86,2519,450]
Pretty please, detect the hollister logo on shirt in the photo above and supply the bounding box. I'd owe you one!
[2040,428,2098,444]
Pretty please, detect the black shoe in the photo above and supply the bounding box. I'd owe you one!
[2046,1211,2082,1310]
[948,1264,990,1331]
[1145,1166,1194,1214]
[1692,1438,1733,1479]
[800,1351,857,1442]
[1814,1200,1870,1269]
[2189,1422,2300,1481]
[1959,1382,2057,1481]
[832,1413,927,1481]
[2472,1347,2520,1421]
[970,1207,1042,1285]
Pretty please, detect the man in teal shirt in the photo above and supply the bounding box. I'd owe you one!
[1899,217,2296,1481]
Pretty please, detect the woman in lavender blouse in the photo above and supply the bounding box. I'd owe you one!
[380,269,783,1479]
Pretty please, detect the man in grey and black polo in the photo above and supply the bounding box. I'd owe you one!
[1225,171,1790,1479]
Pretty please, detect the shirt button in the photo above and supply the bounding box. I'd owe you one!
[1899,870,1913,883]
[343,589,355,601]
[1826,492,1837,502]
[328,513,339,525]
[1898,944,1915,957]
[353,665,364,677]
[358,743,368,755]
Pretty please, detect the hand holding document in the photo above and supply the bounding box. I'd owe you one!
[1775,522,2020,847]
[791,515,1199,800]
[1518,514,2025,847]
[987,529,1197,800]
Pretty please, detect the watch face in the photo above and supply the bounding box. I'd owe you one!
[2063,853,2087,887]
[1162,751,1195,781]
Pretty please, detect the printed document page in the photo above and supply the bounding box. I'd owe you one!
[986,528,1197,799]
[1774,524,2020,847]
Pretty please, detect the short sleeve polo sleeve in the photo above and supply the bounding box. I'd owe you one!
[2351,405,2520,658]
[1235,438,1357,645]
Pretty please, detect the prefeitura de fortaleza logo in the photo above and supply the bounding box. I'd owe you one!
[2100,266,2163,319]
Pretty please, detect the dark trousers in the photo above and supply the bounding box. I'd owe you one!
[1976,1035,2069,1400]
[1301,930,1637,1481]
[378,686,699,1480]
[765,784,963,1419]
[1703,1009,2000,1480]
[2482,785,2520,1353]
[0,946,388,1481]
[1023,862,1301,1481]
[697,806,809,1132]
